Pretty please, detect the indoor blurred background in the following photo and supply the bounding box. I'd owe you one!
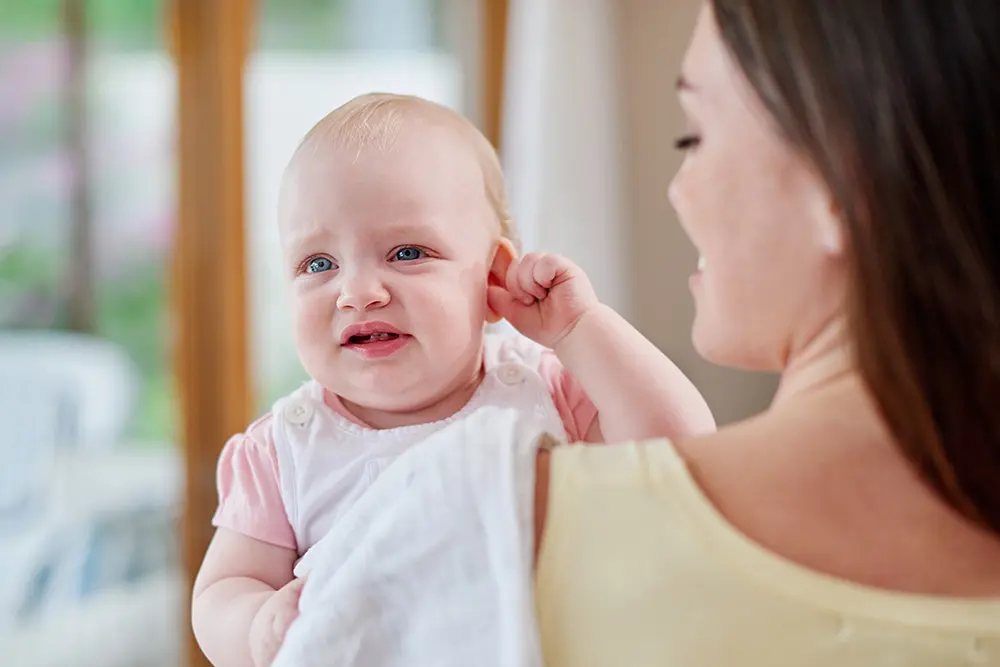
[0,1,775,665]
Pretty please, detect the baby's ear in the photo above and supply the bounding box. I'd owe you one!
[489,238,516,286]
[486,238,516,323]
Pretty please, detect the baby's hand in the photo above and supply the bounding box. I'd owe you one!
[249,577,306,667]
[488,252,599,349]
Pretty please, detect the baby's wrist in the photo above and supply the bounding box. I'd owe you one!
[552,302,607,355]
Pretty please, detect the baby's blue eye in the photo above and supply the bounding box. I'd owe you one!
[393,247,425,262]
[307,257,335,273]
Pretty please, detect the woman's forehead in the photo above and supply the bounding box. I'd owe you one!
[679,8,741,108]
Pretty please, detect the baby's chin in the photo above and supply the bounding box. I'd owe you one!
[329,379,444,408]
[328,371,484,426]
[339,389,437,414]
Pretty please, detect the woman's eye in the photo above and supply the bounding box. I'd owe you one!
[392,247,426,262]
[306,257,335,273]
[674,134,701,151]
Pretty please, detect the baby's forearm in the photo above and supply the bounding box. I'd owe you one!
[192,577,274,667]
[555,304,715,443]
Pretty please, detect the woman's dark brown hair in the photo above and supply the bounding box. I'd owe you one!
[710,1,1000,531]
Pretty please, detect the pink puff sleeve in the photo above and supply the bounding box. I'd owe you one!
[211,413,297,551]
[537,351,599,442]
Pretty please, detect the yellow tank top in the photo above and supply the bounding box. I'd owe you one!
[535,440,1000,666]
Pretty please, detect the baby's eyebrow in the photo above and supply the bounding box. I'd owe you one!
[282,220,335,251]
[377,222,447,245]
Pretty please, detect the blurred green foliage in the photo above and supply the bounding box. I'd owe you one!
[0,0,162,46]
[94,264,175,442]
[0,0,449,51]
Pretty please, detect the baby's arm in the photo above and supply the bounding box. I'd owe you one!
[490,252,715,444]
[192,530,298,667]
[554,302,715,443]
[192,417,303,666]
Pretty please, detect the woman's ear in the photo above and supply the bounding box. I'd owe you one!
[486,238,516,323]
[814,188,846,257]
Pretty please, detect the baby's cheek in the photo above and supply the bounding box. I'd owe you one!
[420,280,483,340]
[292,295,330,348]
[460,264,491,305]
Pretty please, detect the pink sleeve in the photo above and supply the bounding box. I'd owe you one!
[538,350,599,442]
[212,413,297,551]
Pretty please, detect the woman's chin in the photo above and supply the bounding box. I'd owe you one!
[691,318,722,362]
[692,316,745,369]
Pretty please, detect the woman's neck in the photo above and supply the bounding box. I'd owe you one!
[772,315,858,409]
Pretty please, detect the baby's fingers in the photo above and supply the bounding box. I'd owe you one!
[272,581,305,640]
[506,259,536,305]
[487,285,520,318]
[286,576,307,594]
[516,253,550,301]
[272,605,299,644]
[530,254,563,291]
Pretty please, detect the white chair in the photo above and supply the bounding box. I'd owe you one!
[0,370,61,621]
[0,329,141,451]
[0,329,183,665]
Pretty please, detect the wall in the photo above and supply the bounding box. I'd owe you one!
[616,0,778,425]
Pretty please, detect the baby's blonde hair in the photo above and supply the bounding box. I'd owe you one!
[290,92,519,250]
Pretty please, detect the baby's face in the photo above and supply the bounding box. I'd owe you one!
[279,124,500,413]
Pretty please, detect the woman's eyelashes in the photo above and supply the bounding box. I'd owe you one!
[674,134,701,151]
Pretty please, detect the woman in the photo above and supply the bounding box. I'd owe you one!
[534,2,1000,665]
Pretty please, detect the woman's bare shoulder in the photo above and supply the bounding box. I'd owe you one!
[530,407,867,571]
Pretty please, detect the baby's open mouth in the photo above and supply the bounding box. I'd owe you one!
[348,332,400,344]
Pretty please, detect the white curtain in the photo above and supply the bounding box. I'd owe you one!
[500,0,629,317]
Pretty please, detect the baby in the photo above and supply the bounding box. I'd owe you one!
[191,93,715,667]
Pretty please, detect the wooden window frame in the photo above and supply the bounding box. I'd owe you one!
[171,1,507,664]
